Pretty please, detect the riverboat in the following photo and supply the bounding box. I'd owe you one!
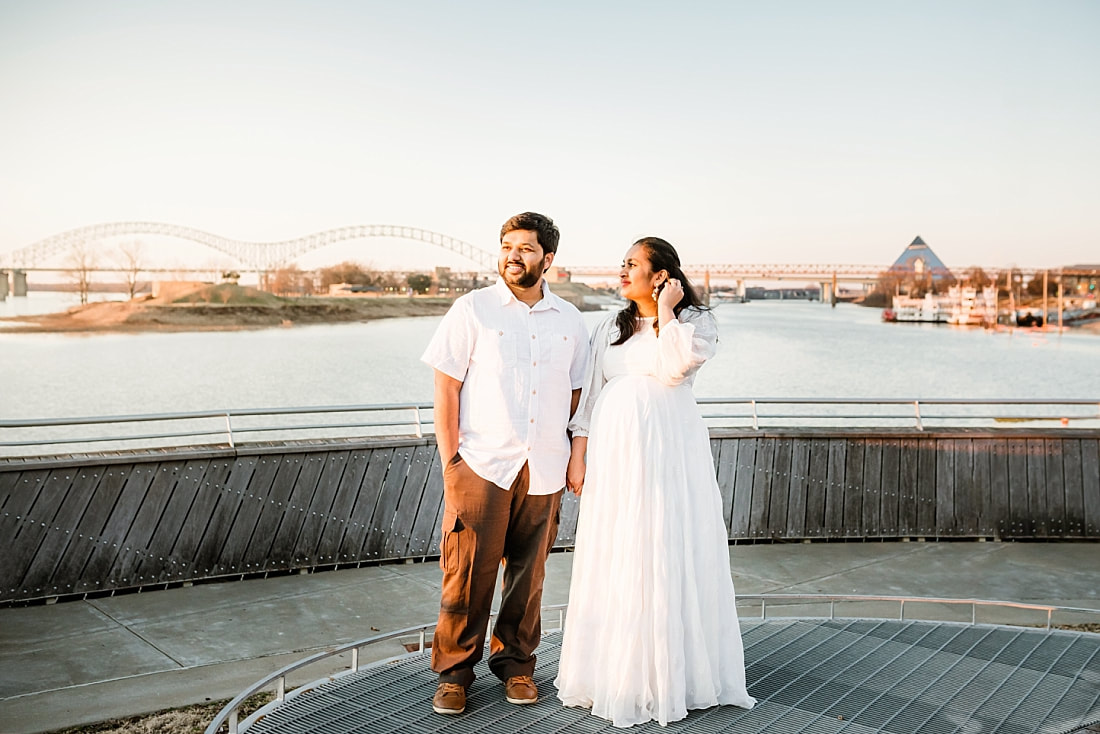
[882,292,947,323]
[944,285,997,326]
[882,286,996,326]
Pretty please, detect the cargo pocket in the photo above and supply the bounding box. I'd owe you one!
[439,509,472,613]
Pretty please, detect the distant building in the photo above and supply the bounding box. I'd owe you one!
[888,236,952,281]
[545,265,572,283]
[1064,264,1099,300]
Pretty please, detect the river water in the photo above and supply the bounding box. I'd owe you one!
[2,294,1099,421]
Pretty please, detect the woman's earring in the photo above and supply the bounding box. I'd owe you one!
[652,286,659,301]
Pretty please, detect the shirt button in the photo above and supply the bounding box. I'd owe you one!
[498,331,503,335]
[532,361,537,366]
[532,390,537,395]
[530,418,535,423]
[531,335,536,339]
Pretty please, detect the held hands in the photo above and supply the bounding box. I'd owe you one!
[566,445,587,496]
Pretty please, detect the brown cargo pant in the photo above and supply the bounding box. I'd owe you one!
[431,454,562,687]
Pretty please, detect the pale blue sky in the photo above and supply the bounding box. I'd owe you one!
[1,0,1097,271]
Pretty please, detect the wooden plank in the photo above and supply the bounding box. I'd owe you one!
[385,444,435,558]
[190,456,258,578]
[77,462,158,593]
[988,439,1011,539]
[47,465,132,598]
[341,448,392,562]
[555,492,579,548]
[0,469,21,515]
[804,438,829,538]
[290,450,353,566]
[934,438,955,537]
[784,438,811,538]
[215,454,281,574]
[135,459,213,584]
[715,439,739,532]
[952,439,976,537]
[362,446,415,562]
[916,438,937,536]
[897,438,919,535]
[1081,439,1100,538]
[12,467,94,598]
[1006,438,1030,538]
[748,437,775,539]
[158,459,236,582]
[767,438,793,539]
[0,469,51,594]
[314,450,372,565]
[970,439,993,536]
[228,454,301,574]
[1062,439,1085,538]
[861,439,883,537]
[823,439,847,538]
[1026,438,1048,537]
[263,452,327,571]
[408,451,446,556]
[1043,439,1067,538]
[112,460,191,586]
[729,438,757,539]
[879,439,900,536]
[841,439,863,538]
[0,468,39,529]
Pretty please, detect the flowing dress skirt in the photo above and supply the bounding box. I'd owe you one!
[555,374,756,727]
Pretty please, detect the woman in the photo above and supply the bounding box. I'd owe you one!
[554,237,756,727]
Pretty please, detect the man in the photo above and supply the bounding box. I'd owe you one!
[420,212,590,715]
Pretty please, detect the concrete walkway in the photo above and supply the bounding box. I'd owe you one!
[2,541,1098,734]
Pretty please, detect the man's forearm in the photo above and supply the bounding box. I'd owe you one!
[433,371,462,461]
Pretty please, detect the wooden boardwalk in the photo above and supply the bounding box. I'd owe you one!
[2,430,1098,604]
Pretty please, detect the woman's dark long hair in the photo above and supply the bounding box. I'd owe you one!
[612,237,708,346]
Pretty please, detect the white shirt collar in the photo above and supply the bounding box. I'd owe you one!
[493,277,560,311]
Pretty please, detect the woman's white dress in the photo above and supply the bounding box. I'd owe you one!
[554,309,756,727]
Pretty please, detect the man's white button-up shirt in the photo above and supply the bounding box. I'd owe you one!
[421,278,590,494]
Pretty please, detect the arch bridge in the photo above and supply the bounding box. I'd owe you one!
[2,222,498,272]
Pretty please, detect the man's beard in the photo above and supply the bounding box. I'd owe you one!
[500,260,544,289]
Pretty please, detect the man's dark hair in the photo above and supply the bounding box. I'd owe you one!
[500,212,560,255]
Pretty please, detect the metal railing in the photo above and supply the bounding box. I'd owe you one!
[203,595,1100,734]
[2,397,1098,459]
[697,396,1100,432]
[0,403,431,458]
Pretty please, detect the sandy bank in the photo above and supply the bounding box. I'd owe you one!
[0,292,455,334]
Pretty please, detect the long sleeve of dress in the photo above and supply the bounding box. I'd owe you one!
[655,307,718,387]
[567,314,615,438]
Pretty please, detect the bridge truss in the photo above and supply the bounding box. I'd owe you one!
[1,222,498,272]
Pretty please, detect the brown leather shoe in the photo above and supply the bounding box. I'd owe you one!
[432,682,467,714]
[504,675,538,705]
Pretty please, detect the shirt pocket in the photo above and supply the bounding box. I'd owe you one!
[550,333,574,370]
[474,327,517,368]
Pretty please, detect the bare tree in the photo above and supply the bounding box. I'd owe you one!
[271,265,313,296]
[319,261,378,290]
[117,240,144,299]
[68,240,97,305]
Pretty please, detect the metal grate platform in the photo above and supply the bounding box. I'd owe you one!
[241,619,1100,734]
